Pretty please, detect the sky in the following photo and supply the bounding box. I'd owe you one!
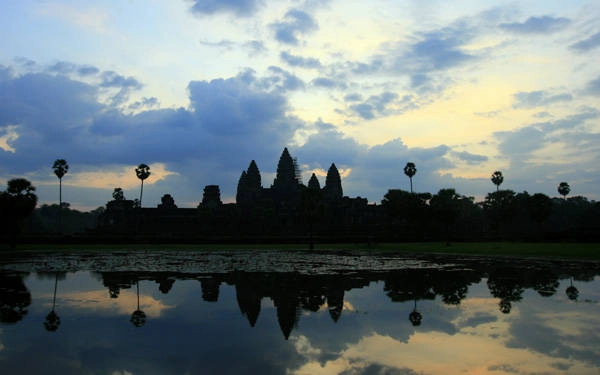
[1,0,599,211]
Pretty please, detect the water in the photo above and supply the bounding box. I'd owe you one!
[1,250,599,374]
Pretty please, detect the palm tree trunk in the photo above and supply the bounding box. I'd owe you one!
[52,274,58,310]
[140,180,144,207]
[58,178,62,234]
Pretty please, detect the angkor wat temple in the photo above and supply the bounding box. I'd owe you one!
[98,148,382,242]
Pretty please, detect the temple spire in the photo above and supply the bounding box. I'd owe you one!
[272,148,298,191]
[324,163,343,200]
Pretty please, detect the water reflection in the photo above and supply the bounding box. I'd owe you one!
[0,251,599,374]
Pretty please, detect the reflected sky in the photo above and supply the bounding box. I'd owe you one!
[0,252,599,375]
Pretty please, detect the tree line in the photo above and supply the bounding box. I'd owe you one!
[1,159,598,244]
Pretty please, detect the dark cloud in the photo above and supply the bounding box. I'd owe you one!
[272,9,318,45]
[343,93,362,102]
[0,64,304,205]
[512,90,573,109]
[406,30,475,71]
[47,61,78,75]
[347,92,417,120]
[280,51,321,69]
[453,151,488,164]
[340,364,420,375]
[78,65,100,76]
[188,0,262,16]
[495,126,545,156]
[584,75,600,96]
[47,62,99,77]
[100,71,142,89]
[264,66,305,91]
[499,16,571,34]
[349,92,397,119]
[296,120,365,167]
[128,97,160,111]
[311,77,347,89]
[570,31,600,52]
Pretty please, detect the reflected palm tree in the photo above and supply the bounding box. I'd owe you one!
[409,299,422,326]
[44,273,61,332]
[566,278,579,301]
[130,280,146,327]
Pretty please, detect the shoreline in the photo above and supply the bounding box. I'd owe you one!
[2,241,599,261]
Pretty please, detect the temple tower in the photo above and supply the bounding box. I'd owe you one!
[323,163,343,201]
[272,148,300,193]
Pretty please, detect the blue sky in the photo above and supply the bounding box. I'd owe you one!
[1,0,599,210]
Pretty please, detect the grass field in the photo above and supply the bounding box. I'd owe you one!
[3,241,599,260]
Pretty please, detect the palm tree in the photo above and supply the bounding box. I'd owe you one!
[52,159,69,232]
[44,273,61,332]
[404,162,417,193]
[557,182,570,200]
[135,163,151,207]
[409,299,422,326]
[491,170,503,191]
[130,280,146,327]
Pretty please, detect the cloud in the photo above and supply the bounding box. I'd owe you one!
[346,93,417,120]
[452,151,488,165]
[570,31,600,53]
[244,40,267,56]
[583,76,600,96]
[272,9,318,45]
[512,90,573,109]
[188,0,262,16]
[264,66,305,92]
[499,16,571,34]
[312,77,347,90]
[280,51,321,69]
[0,63,305,206]
[406,30,475,71]
[199,39,236,50]
[343,93,362,102]
[495,126,546,157]
[296,121,365,168]
[100,71,142,90]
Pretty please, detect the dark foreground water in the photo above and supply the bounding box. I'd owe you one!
[1,250,599,375]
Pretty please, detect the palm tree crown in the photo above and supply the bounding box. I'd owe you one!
[558,182,570,199]
[52,159,69,180]
[135,164,151,207]
[404,162,417,193]
[491,171,504,191]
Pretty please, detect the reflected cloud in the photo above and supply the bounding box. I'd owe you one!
[42,289,174,317]
[289,298,596,375]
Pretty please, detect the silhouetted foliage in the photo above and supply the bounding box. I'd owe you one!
[0,178,38,246]
[382,189,431,240]
[558,182,570,199]
[491,171,504,192]
[403,162,417,193]
[135,163,151,207]
[482,190,516,234]
[27,203,103,235]
[0,272,31,324]
[528,193,552,224]
[112,187,125,201]
[85,147,600,243]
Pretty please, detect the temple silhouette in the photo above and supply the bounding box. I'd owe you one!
[97,147,379,242]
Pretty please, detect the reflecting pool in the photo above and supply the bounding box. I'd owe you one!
[1,250,599,374]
